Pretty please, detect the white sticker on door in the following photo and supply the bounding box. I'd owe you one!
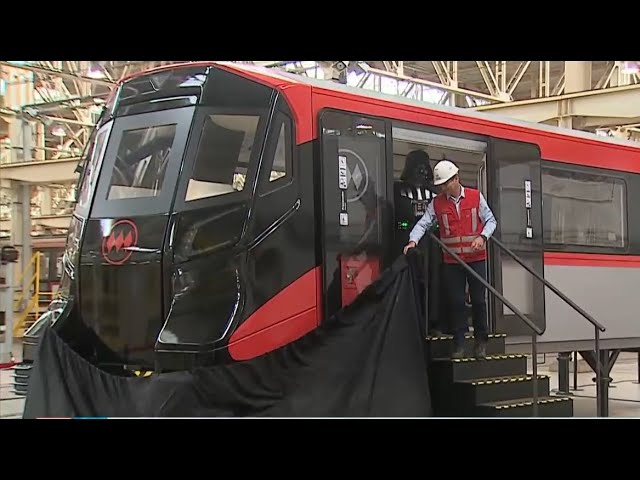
[338,155,348,190]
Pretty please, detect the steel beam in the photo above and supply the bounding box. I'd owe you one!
[0,117,8,138]
[0,214,71,232]
[472,83,640,129]
[0,158,79,184]
[363,67,505,103]
[0,61,115,88]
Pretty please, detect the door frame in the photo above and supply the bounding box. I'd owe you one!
[485,137,546,336]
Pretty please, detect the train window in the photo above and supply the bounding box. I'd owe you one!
[55,255,63,279]
[38,252,50,280]
[270,122,288,182]
[106,123,177,200]
[542,166,627,249]
[76,121,111,213]
[319,110,388,315]
[258,113,292,194]
[185,114,261,202]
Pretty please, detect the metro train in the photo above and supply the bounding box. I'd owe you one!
[21,61,640,375]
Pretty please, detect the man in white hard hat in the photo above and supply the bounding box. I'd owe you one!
[403,159,497,359]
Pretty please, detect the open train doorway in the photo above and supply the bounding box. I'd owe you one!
[390,124,489,337]
[390,122,545,340]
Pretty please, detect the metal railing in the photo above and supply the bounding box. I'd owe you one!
[12,251,42,337]
[428,231,607,416]
[489,236,606,416]
[428,232,544,416]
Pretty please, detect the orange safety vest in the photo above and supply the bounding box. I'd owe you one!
[433,187,486,264]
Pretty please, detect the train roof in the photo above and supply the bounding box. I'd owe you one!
[219,62,640,152]
[124,62,640,152]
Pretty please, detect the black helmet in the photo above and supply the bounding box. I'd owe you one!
[400,150,433,186]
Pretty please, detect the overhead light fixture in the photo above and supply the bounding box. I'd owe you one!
[87,65,106,79]
[621,61,640,74]
[51,125,66,137]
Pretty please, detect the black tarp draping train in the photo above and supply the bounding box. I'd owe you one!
[22,252,432,418]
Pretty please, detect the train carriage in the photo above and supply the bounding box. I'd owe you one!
[20,61,640,379]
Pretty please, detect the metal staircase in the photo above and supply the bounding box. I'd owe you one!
[12,251,51,338]
[424,232,606,417]
[427,333,572,416]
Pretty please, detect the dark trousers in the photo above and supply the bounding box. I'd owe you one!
[444,260,489,347]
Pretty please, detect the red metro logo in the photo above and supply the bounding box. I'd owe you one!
[101,219,138,266]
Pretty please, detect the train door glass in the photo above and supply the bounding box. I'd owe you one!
[488,138,545,335]
[319,111,389,320]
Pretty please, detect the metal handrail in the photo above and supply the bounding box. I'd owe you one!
[11,251,42,337]
[488,236,606,416]
[489,237,605,332]
[427,232,543,416]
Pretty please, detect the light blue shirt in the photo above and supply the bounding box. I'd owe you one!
[409,186,497,244]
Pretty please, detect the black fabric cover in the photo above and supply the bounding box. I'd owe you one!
[423,228,450,334]
[22,253,432,418]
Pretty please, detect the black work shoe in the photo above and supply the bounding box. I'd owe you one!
[451,347,464,359]
[474,341,487,359]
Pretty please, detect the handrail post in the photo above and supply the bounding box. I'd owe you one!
[532,333,538,417]
[35,252,40,314]
[595,327,602,417]
[488,235,607,417]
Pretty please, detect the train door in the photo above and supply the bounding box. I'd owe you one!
[318,110,391,320]
[487,138,545,336]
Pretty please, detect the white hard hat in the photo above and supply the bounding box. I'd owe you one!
[433,160,459,186]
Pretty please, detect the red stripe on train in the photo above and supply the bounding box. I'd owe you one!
[227,267,321,361]
[544,252,640,268]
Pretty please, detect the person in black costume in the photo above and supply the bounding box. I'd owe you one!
[393,150,446,336]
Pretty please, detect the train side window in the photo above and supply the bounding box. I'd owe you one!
[259,113,293,194]
[55,255,64,279]
[185,114,261,202]
[38,252,50,280]
[76,120,111,213]
[542,166,627,250]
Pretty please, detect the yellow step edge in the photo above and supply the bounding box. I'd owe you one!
[426,333,507,341]
[471,374,549,386]
[494,397,571,410]
[452,354,527,363]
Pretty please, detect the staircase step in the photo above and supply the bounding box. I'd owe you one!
[426,333,506,342]
[430,374,552,416]
[426,333,506,359]
[431,354,528,382]
[11,363,32,397]
[475,396,574,417]
[457,374,551,405]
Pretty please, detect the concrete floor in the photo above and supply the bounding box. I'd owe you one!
[2,347,639,419]
[536,351,640,417]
